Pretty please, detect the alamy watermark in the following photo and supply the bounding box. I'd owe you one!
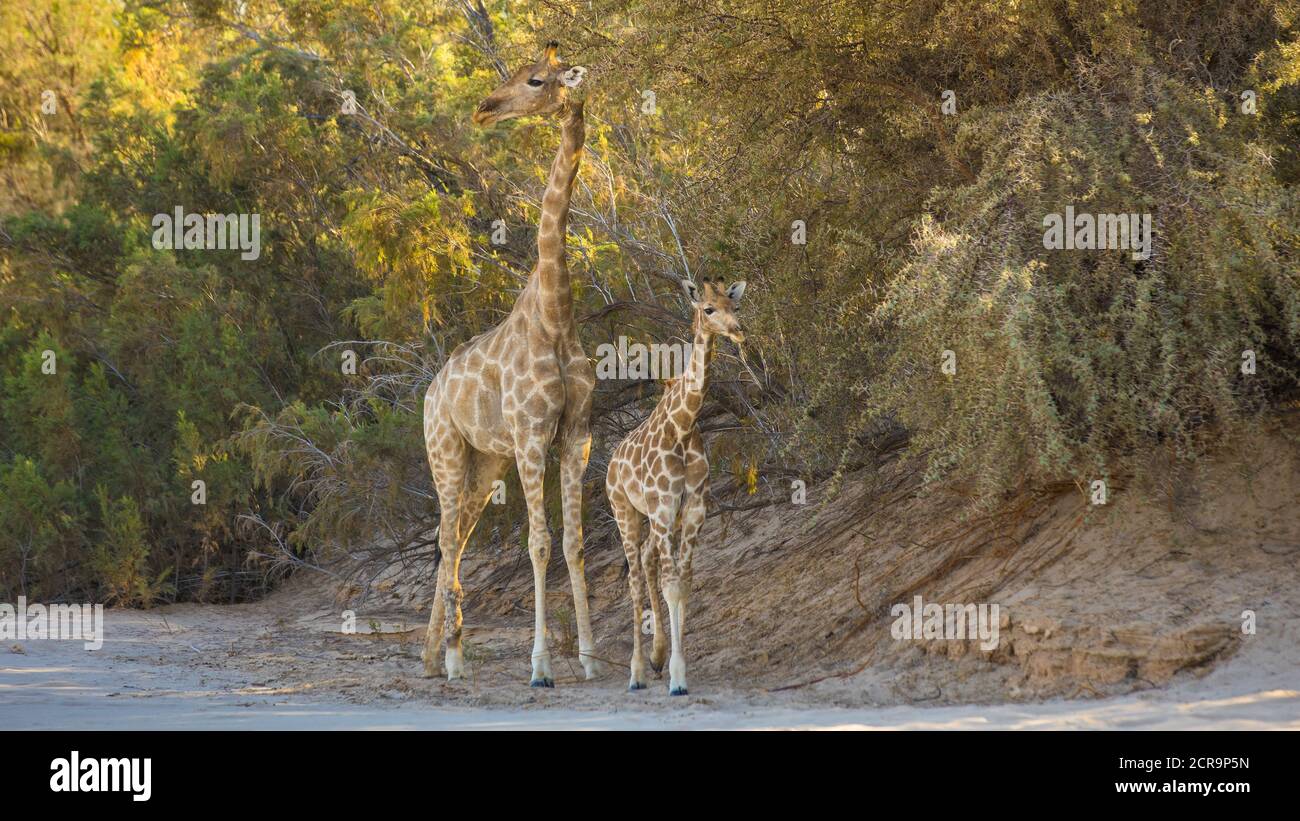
[151,206,261,260]
[890,594,1000,651]
[1043,206,1152,261]
[50,751,151,801]
[0,597,104,650]
[595,336,695,381]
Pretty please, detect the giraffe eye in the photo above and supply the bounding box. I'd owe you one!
[704,307,715,315]
[527,78,544,87]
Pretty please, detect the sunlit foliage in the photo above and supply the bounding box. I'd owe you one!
[1,0,1297,602]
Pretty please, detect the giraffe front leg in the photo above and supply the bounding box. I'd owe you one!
[662,568,688,696]
[517,443,554,687]
[611,497,647,690]
[669,491,705,696]
[641,535,668,675]
[560,431,603,679]
[648,507,689,695]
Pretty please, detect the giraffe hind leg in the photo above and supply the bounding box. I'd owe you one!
[424,425,469,680]
[423,575,446,678]
[645,491,688,696]
[456,451,512,554]
[437,450,510,678]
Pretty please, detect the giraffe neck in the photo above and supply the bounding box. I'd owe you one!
[530,100,584,334]
[667,323,714,436]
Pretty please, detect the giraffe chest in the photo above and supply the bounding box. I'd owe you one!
[611,424,706,515]
[429,320,574,456]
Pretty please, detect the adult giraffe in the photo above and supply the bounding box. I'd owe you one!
[422,43,600,687]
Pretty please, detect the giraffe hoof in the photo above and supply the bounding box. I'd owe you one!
[650,660,664,674]
[628,682,647,692]
[530,678,555,688]
[669,687,688,697]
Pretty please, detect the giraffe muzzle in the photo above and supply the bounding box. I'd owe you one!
[473,100,499,126]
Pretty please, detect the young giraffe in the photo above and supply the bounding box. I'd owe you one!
[422,43,602,687]
[605,277,747,694]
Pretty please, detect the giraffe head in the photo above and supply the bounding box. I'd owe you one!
[473,42,588,127]
[681,277,747,344]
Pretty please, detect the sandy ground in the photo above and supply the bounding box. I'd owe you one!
[3,422,1298,730]
[1,603,1297,729]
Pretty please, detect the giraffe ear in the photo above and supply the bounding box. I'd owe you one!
[561,66,587,89]
[681,279,701,304]
[726,280,747,304]
[544,41,560,68]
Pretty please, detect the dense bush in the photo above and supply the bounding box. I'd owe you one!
[1,0,1296,602]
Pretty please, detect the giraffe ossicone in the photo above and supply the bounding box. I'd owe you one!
[422,42,602,687]
[605,277,748,695]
